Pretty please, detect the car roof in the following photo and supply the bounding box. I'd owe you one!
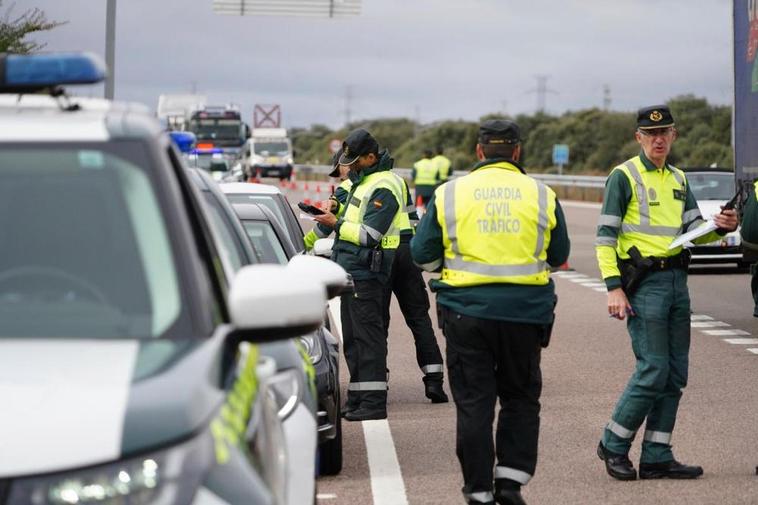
[680,167,734,174]
[219,182,282,195]
[232,202,298,258]
[0,94,160,142]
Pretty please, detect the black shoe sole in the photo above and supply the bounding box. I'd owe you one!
[426,392,449,403]
[639,471,703,480]
[597,444,637,481]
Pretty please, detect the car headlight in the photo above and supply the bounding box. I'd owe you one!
[8,433,212,505]
[297,333,323,364]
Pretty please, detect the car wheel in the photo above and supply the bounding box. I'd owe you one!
[319,394,343,476]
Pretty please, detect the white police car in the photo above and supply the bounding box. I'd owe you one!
[0,52,329,504]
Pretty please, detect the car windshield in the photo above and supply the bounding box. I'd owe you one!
[0,144,183,339]
[226,193,287,229]
[686,172,735,201]
[189,119,241,141]
[253,142,289,156]
[241,220,289,264]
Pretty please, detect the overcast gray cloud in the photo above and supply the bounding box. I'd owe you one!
[29,0,732,128]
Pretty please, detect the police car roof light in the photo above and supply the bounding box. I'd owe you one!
[1,52,106,93]
[191,147,224,155]
[169,131,197,154]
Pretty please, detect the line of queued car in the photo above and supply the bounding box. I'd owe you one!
[0,52,346,505]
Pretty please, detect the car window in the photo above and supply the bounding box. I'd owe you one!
[686,173,735,201]
[201,192,246,273]
[226,193,287,230]
[241,220,289,264]
[0,144,182,338]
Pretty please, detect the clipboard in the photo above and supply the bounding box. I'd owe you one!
[668,220,719,249]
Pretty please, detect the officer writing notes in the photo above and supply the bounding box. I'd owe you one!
[412,119,569,505]
[595,105,738,481]
[303,149,352,251]
[313,128,405,421]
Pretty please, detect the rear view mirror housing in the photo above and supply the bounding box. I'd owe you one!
[287,254,351,299]
[312,238,334,258]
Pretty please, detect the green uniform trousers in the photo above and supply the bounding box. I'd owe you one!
[603,268,690,463]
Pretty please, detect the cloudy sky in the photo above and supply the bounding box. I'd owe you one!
[28,0,733,129]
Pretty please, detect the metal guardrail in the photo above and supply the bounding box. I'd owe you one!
[295,164,607,188]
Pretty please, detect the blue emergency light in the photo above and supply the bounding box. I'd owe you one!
[1,52,106,93]
[191,147,224,155]
[169,131,197,153]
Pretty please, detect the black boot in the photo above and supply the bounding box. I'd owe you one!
[423,372,449,403]
[639,460,703,479]
[597,442,637,481]
[494,479,527,505]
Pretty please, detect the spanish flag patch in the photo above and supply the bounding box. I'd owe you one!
[373,200,383,208]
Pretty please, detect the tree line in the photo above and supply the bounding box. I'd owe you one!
[292,95,732,175]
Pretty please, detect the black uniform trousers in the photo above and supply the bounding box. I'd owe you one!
[341,278,388,411]
[441,307,543,495]
[382,240,444,372]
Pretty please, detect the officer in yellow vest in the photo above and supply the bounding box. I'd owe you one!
[739,179,758,316]
[433,146,452,184]
[413,149,440,207]
[303,149,352,250]
[313,128,406,421]
[595,105,738,481]
[411,119,570,505]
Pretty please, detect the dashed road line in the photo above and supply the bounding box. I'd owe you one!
[703,329,751,336]
[691,321,731,328]
[748,349,758,355]
[363,420,409,505]
[691,314,714,321]
[723,338,758,345]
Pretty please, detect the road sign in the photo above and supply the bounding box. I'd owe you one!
[552,144,570,166]
[253,104,281,128]
[329,139,342,154]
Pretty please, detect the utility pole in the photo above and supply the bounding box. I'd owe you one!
[190,80,198,94]
[105,0,117,99]
[527,75,557,113]
[603,84,612,111]
[344,85,353,127]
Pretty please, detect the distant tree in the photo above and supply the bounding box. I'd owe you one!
[0,2,64,54]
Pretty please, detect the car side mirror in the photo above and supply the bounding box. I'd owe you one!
[287,254,351,299]
[229,264,325,342]
[312,238,334,258]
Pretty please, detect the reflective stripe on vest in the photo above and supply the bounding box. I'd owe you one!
[342,171,405,249]
[616,157,688,258]
[414,158,438,185]
[436,163,555,287]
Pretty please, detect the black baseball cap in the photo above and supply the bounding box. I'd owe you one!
[328,148,343,177]
[637,105,675,130]
[478,119,521,145]
[338,128,379,165]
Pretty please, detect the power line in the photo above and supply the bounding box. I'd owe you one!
[603,84,612,111]
[527,75,558,113]
[344,85,353,127]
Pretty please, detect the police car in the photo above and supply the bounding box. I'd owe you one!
[0,52,330,504]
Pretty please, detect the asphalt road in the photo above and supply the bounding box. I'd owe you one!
[286,184,758,505]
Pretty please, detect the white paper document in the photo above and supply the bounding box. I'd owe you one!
[668,220,719,249]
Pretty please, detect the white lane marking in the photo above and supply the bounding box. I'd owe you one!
[593,287,608,292]
[363,420,409,505]
[703,329,751,336]
[317,494,338,500]
[691,314,714,321]
[568,277,591,283]
[691,321,730,328]
[328,297,342,344]
[723,338,758,345]
[579,282,606,287]
[747,349,758,355]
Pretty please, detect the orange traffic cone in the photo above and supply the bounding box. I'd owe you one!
[302,181,313,205]
[415,194,425,217]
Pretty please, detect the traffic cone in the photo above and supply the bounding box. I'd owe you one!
[415,194,425,217]
[302,181,313,205]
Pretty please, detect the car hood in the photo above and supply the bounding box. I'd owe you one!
[0,334,227,478]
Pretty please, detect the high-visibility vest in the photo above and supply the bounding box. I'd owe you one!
[340,171,405,249]
[435,161,557,287]
[433,154,452,180]
[612,157,689,259]
[414,158,438,186]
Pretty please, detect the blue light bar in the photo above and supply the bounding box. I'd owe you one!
[169,131,197,154]
[191,147,224,154]
[2,52,106,92]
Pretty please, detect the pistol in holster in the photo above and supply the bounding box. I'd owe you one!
[618,246,654,296]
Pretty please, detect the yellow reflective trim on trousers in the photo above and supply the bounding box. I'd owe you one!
[211,345,260,464]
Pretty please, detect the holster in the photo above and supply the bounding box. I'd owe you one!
[618,246,654,296]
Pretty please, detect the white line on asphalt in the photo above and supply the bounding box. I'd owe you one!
[568,277,591,283]
[593,287,608,292]
[579,282,606,287]
[723,338,758,345]
[703,329,751,336]
[317,494,338,500]
[691,314,714,321]
[748,349,758,355]
[362,420,409,505]
[691,321,731,328]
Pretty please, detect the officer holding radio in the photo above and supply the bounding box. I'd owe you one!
[313,128,406,421]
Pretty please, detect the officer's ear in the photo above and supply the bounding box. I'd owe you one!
[475,144,486,161]
[512,144,522,162]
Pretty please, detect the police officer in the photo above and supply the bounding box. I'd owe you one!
[313,128,406,421]
[412,149,439,207]
[412,119,569,505]
[595,105,738,481]
[303,149,352,251]
[739,180,758,316]
[433,146,452,184]
[382,174,449,403]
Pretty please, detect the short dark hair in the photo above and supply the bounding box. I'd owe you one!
[482,143,518,160]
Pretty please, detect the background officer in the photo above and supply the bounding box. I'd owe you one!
[313,128,405,421]
[738,180,758,316]
[595,105,738,481]
[412,149,439,207]
[411,119,570,505]
[382,173,449,404]
[433,146,452,184]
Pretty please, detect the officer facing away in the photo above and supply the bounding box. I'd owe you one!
[411,119,570,505]
[595,105,738,481]
[313,128,406,421]
[433,146,453,184]
[412,148,439,207]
